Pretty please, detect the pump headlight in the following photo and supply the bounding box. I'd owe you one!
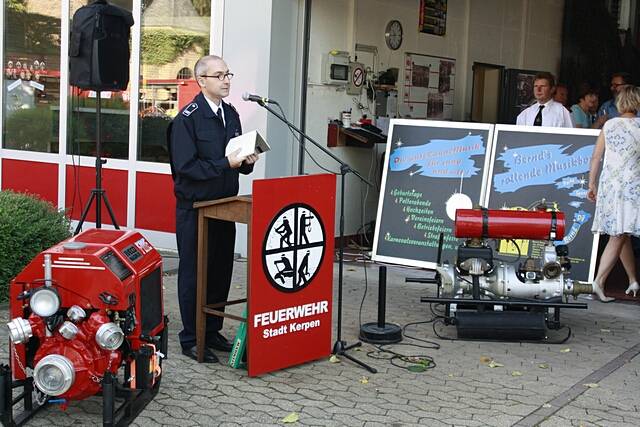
[95,322,124,350]
[33,354,75,396]
[29,288,60,317]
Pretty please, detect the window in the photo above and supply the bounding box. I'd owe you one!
[177,67,193,80]
[66,0,133,160]
[2,0,61,153]
[137,0,211,162]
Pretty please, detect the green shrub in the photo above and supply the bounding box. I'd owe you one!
[0,191,71,302]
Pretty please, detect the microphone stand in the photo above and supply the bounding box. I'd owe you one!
[256,100,377,373]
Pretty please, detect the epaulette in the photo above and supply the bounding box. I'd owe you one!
[182,103,198,117]
[227,102,238,114]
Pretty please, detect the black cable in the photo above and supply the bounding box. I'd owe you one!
[493,238,522,264]
[358,256,369,329]
[429,303,446,318]
[69,90,83,220]
[274,103,338,175]
[365,318,441,372]
[432,318,454,341]
[366,345,437,371]
[401,319,441,349]
[357,178,370,329]
[273,101,376,345]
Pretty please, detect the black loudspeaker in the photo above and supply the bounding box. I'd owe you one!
[69,0,134,91]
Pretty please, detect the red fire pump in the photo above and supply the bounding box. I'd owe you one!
[0,229,168,426]
[412,207,592,341]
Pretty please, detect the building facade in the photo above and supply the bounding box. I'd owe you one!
[1,0,301,252]
[2,0,574,254]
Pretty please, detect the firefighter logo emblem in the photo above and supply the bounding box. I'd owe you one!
[263,204,325,292]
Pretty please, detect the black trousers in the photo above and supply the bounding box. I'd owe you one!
[175,207,235,350]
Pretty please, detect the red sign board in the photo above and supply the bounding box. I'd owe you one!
[249,174,336,376]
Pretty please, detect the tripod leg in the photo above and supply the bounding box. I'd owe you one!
[343,341,362,351]
[74,191,97,235]
[101,191,120,229]
[333,340,377,373]
[339,351,377,374]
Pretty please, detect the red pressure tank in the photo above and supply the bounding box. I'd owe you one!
[455,209,565,240]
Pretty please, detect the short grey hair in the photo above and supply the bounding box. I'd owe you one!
[615,85,640,114]
[193,55,223,78]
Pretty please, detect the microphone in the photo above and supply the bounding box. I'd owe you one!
[242,92,277,104]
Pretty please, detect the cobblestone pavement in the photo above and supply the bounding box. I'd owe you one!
[0,259,638,426]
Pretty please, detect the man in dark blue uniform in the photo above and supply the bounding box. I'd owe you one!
[168,55,258,362]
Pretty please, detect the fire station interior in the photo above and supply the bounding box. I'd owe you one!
[301,0,640,301]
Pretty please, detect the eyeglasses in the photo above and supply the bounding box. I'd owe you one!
[200,72,234,81]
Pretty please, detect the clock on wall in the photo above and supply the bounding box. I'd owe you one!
[385,20,403,50]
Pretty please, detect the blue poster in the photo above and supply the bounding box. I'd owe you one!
[373,121,493,268]
[487,127,599,281]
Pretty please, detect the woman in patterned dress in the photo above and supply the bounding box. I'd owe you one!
[587,85,640,302]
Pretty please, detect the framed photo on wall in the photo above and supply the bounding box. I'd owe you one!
[419,0,447,36]
[403,53,455,120]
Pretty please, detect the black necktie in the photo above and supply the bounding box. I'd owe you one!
[216,106,224,127]
[533,105,544,126]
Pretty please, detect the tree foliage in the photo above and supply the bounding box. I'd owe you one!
[6,2,60,54]
[141,29,208,65]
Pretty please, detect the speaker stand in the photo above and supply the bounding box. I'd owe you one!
[74,90,119,235]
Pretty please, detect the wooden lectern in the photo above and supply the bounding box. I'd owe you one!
[193,195,252,363]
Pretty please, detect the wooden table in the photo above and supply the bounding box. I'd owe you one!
[193,195,252,363]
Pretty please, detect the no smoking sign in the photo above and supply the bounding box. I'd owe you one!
[352,66,365,87]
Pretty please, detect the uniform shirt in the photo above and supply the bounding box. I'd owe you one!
[168,92,253,208]
[203,94,225,126]
[516,99,573,128]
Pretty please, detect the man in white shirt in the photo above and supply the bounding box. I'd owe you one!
[516,72,573,128]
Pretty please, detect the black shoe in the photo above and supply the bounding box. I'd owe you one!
[181,346,219,363]
[207,332,233,352]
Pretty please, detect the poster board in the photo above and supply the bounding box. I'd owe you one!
[402,53,455,120]
[372,119,494,268]
[485,125,600,282]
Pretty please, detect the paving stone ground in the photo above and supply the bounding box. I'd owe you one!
[0,257,638,426]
